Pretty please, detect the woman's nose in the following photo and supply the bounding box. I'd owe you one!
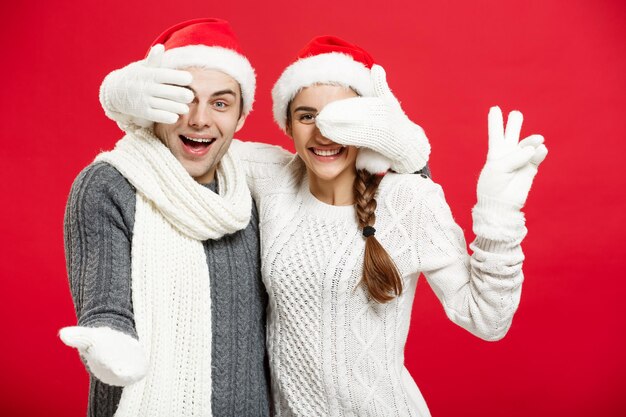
[313,126,334,145]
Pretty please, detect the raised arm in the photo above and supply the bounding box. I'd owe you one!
[414,186,525,341]
[99,45,194,130]
[229,139,296,200]
[415,107,547,340]
[315,64,430,174]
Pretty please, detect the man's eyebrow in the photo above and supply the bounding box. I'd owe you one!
[293,106,317,113]
[211,89,237,98]
[181,87,237,99]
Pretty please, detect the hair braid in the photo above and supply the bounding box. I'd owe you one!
[354,169,403,303]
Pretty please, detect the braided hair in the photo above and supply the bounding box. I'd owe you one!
[354,169,402,303]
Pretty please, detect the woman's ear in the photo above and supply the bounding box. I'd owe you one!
[286,120,292,138]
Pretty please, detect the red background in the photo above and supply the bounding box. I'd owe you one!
[1,0,624,416]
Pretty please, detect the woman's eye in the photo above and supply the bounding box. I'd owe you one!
[299,114,316,124]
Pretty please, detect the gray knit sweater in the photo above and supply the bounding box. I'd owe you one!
[64,161,270,417]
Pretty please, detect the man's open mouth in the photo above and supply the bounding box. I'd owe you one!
[180,135,216,153]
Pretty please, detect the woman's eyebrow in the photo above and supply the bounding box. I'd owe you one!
[293,106,317,112]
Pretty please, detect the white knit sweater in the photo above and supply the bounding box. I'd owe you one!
[231,140,527,417]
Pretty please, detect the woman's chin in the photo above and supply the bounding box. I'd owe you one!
[307,164,353,184]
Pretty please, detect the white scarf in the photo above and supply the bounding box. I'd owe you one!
[95,129,252,417]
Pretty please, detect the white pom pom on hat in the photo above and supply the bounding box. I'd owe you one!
[356,148,393,175]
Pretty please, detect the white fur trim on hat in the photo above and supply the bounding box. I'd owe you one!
[161,45,256,115]
[272,52,374,131]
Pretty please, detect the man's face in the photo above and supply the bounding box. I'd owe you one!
[154,67,246,184]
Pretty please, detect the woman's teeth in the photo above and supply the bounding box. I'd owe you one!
[312,147,343,156]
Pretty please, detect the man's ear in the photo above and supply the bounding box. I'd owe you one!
[235,113,247,133]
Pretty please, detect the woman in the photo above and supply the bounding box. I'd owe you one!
[94,33,547,417]
[229,36,547,416]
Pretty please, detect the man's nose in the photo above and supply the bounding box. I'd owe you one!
[188,103,213,128]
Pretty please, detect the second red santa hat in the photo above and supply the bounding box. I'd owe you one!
[271,35,376,131]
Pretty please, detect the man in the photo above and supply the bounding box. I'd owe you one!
[60,18,270,416]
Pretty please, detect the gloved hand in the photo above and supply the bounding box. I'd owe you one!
[59,326,148,386]
[477,106,548,208]
[315,64,430,174]
[99,44,194,129]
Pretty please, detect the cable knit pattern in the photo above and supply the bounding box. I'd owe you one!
[232,141,527,417]
[64,163,135,416]
[64,163,137,338]
[204,217,270,416]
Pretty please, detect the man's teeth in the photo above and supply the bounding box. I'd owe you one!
[312,148,343,156]
[182,135,215,143]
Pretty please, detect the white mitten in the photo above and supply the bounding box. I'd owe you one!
[315,64,430,174]
[99,44,194,129]
[477,106,548,209]
[59,326,148,386]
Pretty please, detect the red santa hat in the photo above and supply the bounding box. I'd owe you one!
[272,35,399,174]
[271,35,376,132]
[151,18,256,115]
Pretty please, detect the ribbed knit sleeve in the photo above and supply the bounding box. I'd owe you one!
[64,162,137,338]
[64,162,138,417]
[397,178,526,341]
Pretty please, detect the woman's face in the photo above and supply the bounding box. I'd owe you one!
[288,84,359,183]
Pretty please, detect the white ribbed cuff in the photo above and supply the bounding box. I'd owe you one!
[472,195,527,242]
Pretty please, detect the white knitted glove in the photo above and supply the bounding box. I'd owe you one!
[315,64,430,174]
[477,106,548,209]
[59,326,148,386]
[99,44,194,129]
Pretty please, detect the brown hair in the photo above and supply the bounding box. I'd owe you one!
[354,169,403,303]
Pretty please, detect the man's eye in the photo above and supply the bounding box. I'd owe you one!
[214,101,228,109]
